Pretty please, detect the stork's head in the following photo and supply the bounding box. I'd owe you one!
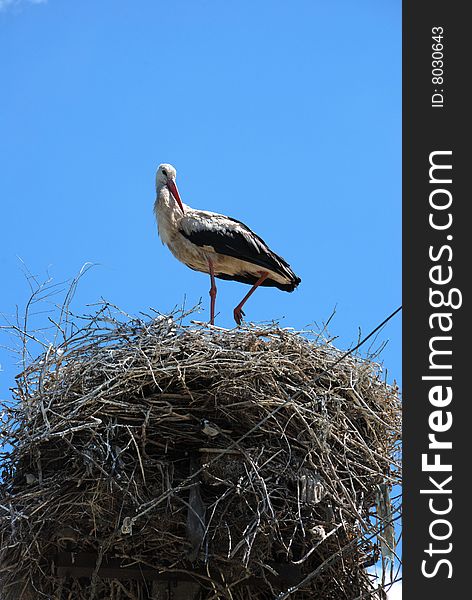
[156,163,184,215]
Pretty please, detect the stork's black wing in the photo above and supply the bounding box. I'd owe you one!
[179,210,300,290]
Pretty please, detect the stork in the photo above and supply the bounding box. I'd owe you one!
[154,163,301,326]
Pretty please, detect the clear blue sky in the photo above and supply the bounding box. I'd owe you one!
[1,0,401,392]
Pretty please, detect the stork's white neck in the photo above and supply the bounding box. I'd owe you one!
[154,184,191,248]
[155,183,190,214]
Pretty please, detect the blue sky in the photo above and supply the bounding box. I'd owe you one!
[1,1,401,594]
[1,0,401,397]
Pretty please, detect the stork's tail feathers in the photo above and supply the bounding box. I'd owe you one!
[283,274,301,292]
[215,271,301,292]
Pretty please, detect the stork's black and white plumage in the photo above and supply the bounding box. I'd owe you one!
[154,163,301,325]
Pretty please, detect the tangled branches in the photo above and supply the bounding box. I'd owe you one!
[0,304,401,599]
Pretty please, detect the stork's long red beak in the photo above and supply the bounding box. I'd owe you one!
[167,179,185,215]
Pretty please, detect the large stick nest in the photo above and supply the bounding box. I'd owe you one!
[0,306,401,600]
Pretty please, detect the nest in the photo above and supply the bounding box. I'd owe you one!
[0,306,401,600]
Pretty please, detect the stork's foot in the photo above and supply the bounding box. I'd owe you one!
[233,306,245,326]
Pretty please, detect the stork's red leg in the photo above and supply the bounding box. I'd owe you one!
[208,259,217,325]
[233,271,269,326]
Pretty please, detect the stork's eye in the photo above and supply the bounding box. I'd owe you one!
[162,169,168,177]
